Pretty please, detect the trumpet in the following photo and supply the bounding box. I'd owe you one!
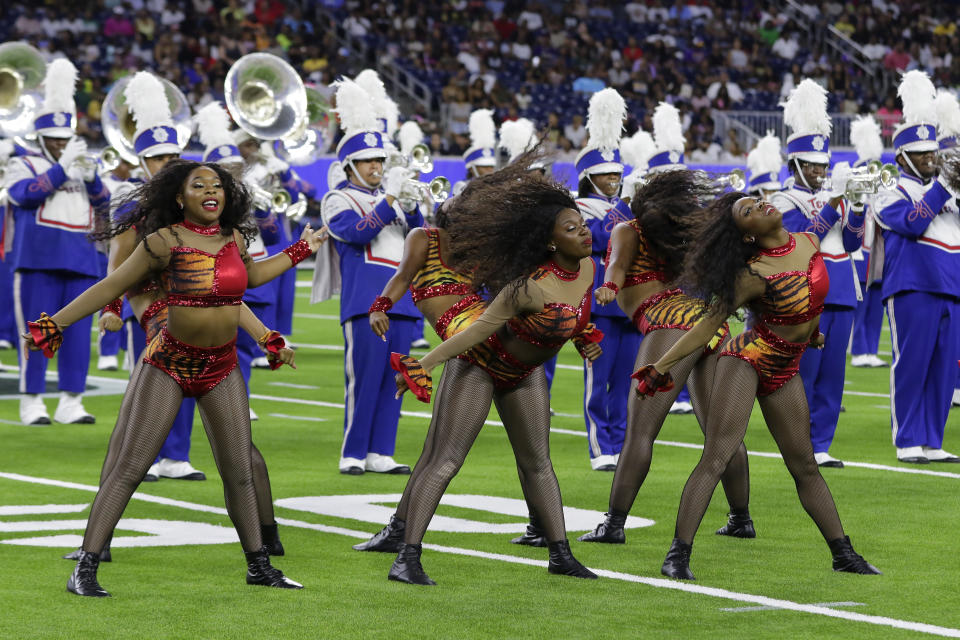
[840,161,899,201]
[250,185,293,214]
[73,147,122,174]
[399,176,451,204]
[712,168,746,191]
[385,144,434,174]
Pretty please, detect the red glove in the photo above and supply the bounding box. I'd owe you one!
[26,313,63,358]
[390,353,433,403]
[631,364,674,397]
[258,330,288,370]
[572,323,604,359]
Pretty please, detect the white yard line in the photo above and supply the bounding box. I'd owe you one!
[1,469,957,638]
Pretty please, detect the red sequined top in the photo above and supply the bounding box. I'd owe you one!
[752,233,829,326]
[507,261,592,348]
[609,220,668,288]
[409,228,473,303]
[160,241,248,308]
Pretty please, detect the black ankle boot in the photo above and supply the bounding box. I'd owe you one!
[715,509,756,539]
[827,536,881,575]
[510,513,548,547]
[64,534,112,562]
[661,538,695,580]
[261,523,285,556]
[388,543,436,585]
[577,510,627,543]
[353,515,405,552]
[547,539,597,579]
[245,546,303,588]
[67,551,110,597]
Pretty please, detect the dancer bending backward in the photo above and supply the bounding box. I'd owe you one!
[389,162,603,585]
[63,201,294,564]
[632,192,879,580]
[23,161,327,597]
[579,171,753,544]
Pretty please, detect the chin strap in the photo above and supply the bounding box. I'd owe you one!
[898,151,925,182]
[346,159,376,190]
[139,158,153,180]
[587,175,620,200]
[792,158,816,191]
[39,136,57,164]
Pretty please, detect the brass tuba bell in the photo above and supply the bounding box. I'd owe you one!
[101,75,192,165]
[225,53,306,141]
[0,41,46,149]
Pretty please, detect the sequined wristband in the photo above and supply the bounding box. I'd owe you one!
[282,239,311,266]
[369,296,394,314]
[601,281,620,295]
[102,298,123,317]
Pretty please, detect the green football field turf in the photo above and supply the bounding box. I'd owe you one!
[2,272,959,639]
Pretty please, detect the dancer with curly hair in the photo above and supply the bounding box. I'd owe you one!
[386,160,603,585]
[632,192,879,580]
[579,171,753,545]
[23,160,327,597]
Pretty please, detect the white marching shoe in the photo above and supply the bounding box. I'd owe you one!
[896,446,929,464]
[590,454,618,471]
[952,389,960,407]
[249,407,259,421]
[669,401,694,415]
[0,339,13,349]
[251,356,271,369]
[19,394,51,425]
[53,393,95,424]
[922,447,960,463]
[814,451,844,468]
[97,355,119,371]
[339,456,365,475]
[143,462,160,482]
[364,454,411,474]
[156,458,206,480]
[850,354,888,368]
[411,338,431,349]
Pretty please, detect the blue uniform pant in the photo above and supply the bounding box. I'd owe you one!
[0,256,17,345]
[14,269,96,394]
[799,305,855,453]
[237,301,276,393]
[583,316,641,458]
[126,318,197,462]
[852,281,884,356]
[274,266,296,336]
[95,253,121,357]
[887,292,960,449]
[543,355,557,390]
[341,314,416,460]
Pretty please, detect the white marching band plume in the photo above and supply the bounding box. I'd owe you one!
[398,120,425,156]
[781,79,831,137]
[620,129,656,173]
[747,133,783,176]
[898,70,937,127]
[935,89,960,139]
[42,58,78,114]
[354,68,398,137]
[333,77,379,135]
[125,71,174,130]
[651,102,685,153]
[194,102,235,149]
[849,115,883,164]
[468,108,497,149]
[499,118,536,162]
[586,88,627,153]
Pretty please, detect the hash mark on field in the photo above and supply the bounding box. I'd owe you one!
[294,313,339,321]
[268,382,321,390]
[2,470,960,638]
[267,413,328,422]
[721,601,864,612]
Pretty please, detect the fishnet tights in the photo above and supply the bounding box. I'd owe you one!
[403,359,566,544]
[673,357,844,543]
[83,366,263,553]
[608,329,751,514]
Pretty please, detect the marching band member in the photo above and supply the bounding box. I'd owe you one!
[770,79,863,469]
[573,88,638,471]
[875,71,960,464]
[452,109,497,197]
[848,115,888,369]
[5,58,110,425]
[934,90,960,407]
[0,137,19,351]
[745,133,783,200]
[320,78,424,475]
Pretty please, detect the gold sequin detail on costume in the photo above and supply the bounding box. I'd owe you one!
[618,219,668,287]
[720,323,807,396]
[435,294,486,340]
[409,228,473,303]
[633,289,728,353]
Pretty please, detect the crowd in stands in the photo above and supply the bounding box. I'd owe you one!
[3,0,960,162]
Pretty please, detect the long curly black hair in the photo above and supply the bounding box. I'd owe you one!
[676,190,760,318]
[92,159,257,244]
[631,170,718,283]
[448,151,577,302]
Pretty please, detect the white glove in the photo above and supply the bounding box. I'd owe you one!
[621,169,644,201]
[828,161,852,199]
[57,137,87,172]
[0,139,14,162]
[384,166,412,199]
[264,156,289,175]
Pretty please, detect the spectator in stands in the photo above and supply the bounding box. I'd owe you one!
[564,114,587,148]
[884,42,911,71]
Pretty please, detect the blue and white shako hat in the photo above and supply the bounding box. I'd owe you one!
[781,79,831,164]
[849,115,883,168]
[892,70,939,155]
[935,88,960,151]
[354,69,399,140]
[194,102,243,164]
[34,58,78,138]
[463,109,497,170]
[646,102,686,174]
[125,71,184,158]
[333,77,387,164]
[575,88,626,180]
[746,133,782,192]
